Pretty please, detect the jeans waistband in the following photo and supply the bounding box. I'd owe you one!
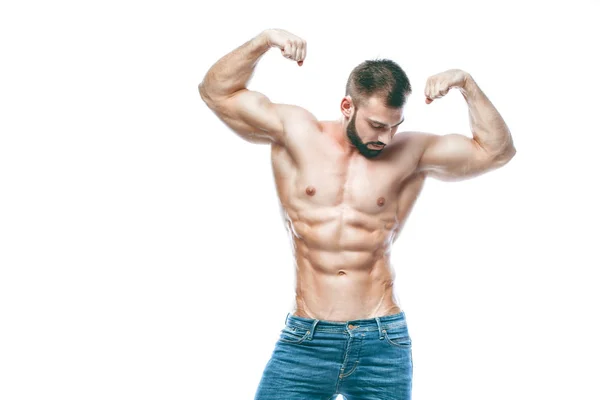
[284,311,407,340]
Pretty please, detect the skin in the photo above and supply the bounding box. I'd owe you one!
[199,29,516,322]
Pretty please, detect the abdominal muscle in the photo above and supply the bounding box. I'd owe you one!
[288,218,403,322]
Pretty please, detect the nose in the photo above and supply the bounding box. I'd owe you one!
[378,131,392,145]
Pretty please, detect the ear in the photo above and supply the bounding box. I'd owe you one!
[340,96,354,118]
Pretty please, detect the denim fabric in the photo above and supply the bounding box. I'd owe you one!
[254,311,413,400]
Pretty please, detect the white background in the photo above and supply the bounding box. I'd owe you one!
[1,0,599,399]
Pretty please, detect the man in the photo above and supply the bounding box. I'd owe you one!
[199,28,516,400]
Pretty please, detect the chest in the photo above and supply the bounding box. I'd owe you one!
[271,140,413,217]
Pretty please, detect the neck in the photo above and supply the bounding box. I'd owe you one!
[330,118,355,155]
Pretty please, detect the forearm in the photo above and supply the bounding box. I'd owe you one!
[460,75,516,158]
[199,31,271,101]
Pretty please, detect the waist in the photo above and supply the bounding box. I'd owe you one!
[285,310,407,333]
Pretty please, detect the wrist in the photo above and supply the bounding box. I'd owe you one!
[255,30,273,50]
[459,73,476,97]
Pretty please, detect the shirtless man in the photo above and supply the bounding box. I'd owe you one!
[199,28,516,400]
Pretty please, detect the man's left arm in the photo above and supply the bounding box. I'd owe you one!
[416,69,517,181]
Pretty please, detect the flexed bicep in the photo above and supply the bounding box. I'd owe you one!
[416,133,502,181]
[204,88,285,145]
[198,28,309,146]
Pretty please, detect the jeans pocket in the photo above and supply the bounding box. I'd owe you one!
[383,329,412,348]
[278,326,311,344]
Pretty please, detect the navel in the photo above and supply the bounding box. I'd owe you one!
[306,186,316,196]
[377,197,385,206]
[337,270,346,276]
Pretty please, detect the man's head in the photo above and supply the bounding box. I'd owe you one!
[342,59,412,158]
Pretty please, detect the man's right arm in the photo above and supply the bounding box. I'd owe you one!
[198,29,307,145]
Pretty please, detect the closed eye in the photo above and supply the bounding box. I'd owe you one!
[369,118,405,129]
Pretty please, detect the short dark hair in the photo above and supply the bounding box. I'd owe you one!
[345,58,412,109]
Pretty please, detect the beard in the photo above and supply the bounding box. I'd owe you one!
[346,110,384,159]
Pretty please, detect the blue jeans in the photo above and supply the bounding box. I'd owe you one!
[254,311,413,400]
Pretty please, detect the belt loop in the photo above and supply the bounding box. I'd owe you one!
[375,317,384,340]
[307,319,319,340]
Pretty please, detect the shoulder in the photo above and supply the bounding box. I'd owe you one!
[387,131,436,157]
[393,131,439,145]
[379,131,441,177]
[273,104,326,144]
[275,104,320,128]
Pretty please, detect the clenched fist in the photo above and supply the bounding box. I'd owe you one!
[424,69,470,104]
[264,28,307,66]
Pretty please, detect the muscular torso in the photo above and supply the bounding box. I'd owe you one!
[270,116,428,322]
